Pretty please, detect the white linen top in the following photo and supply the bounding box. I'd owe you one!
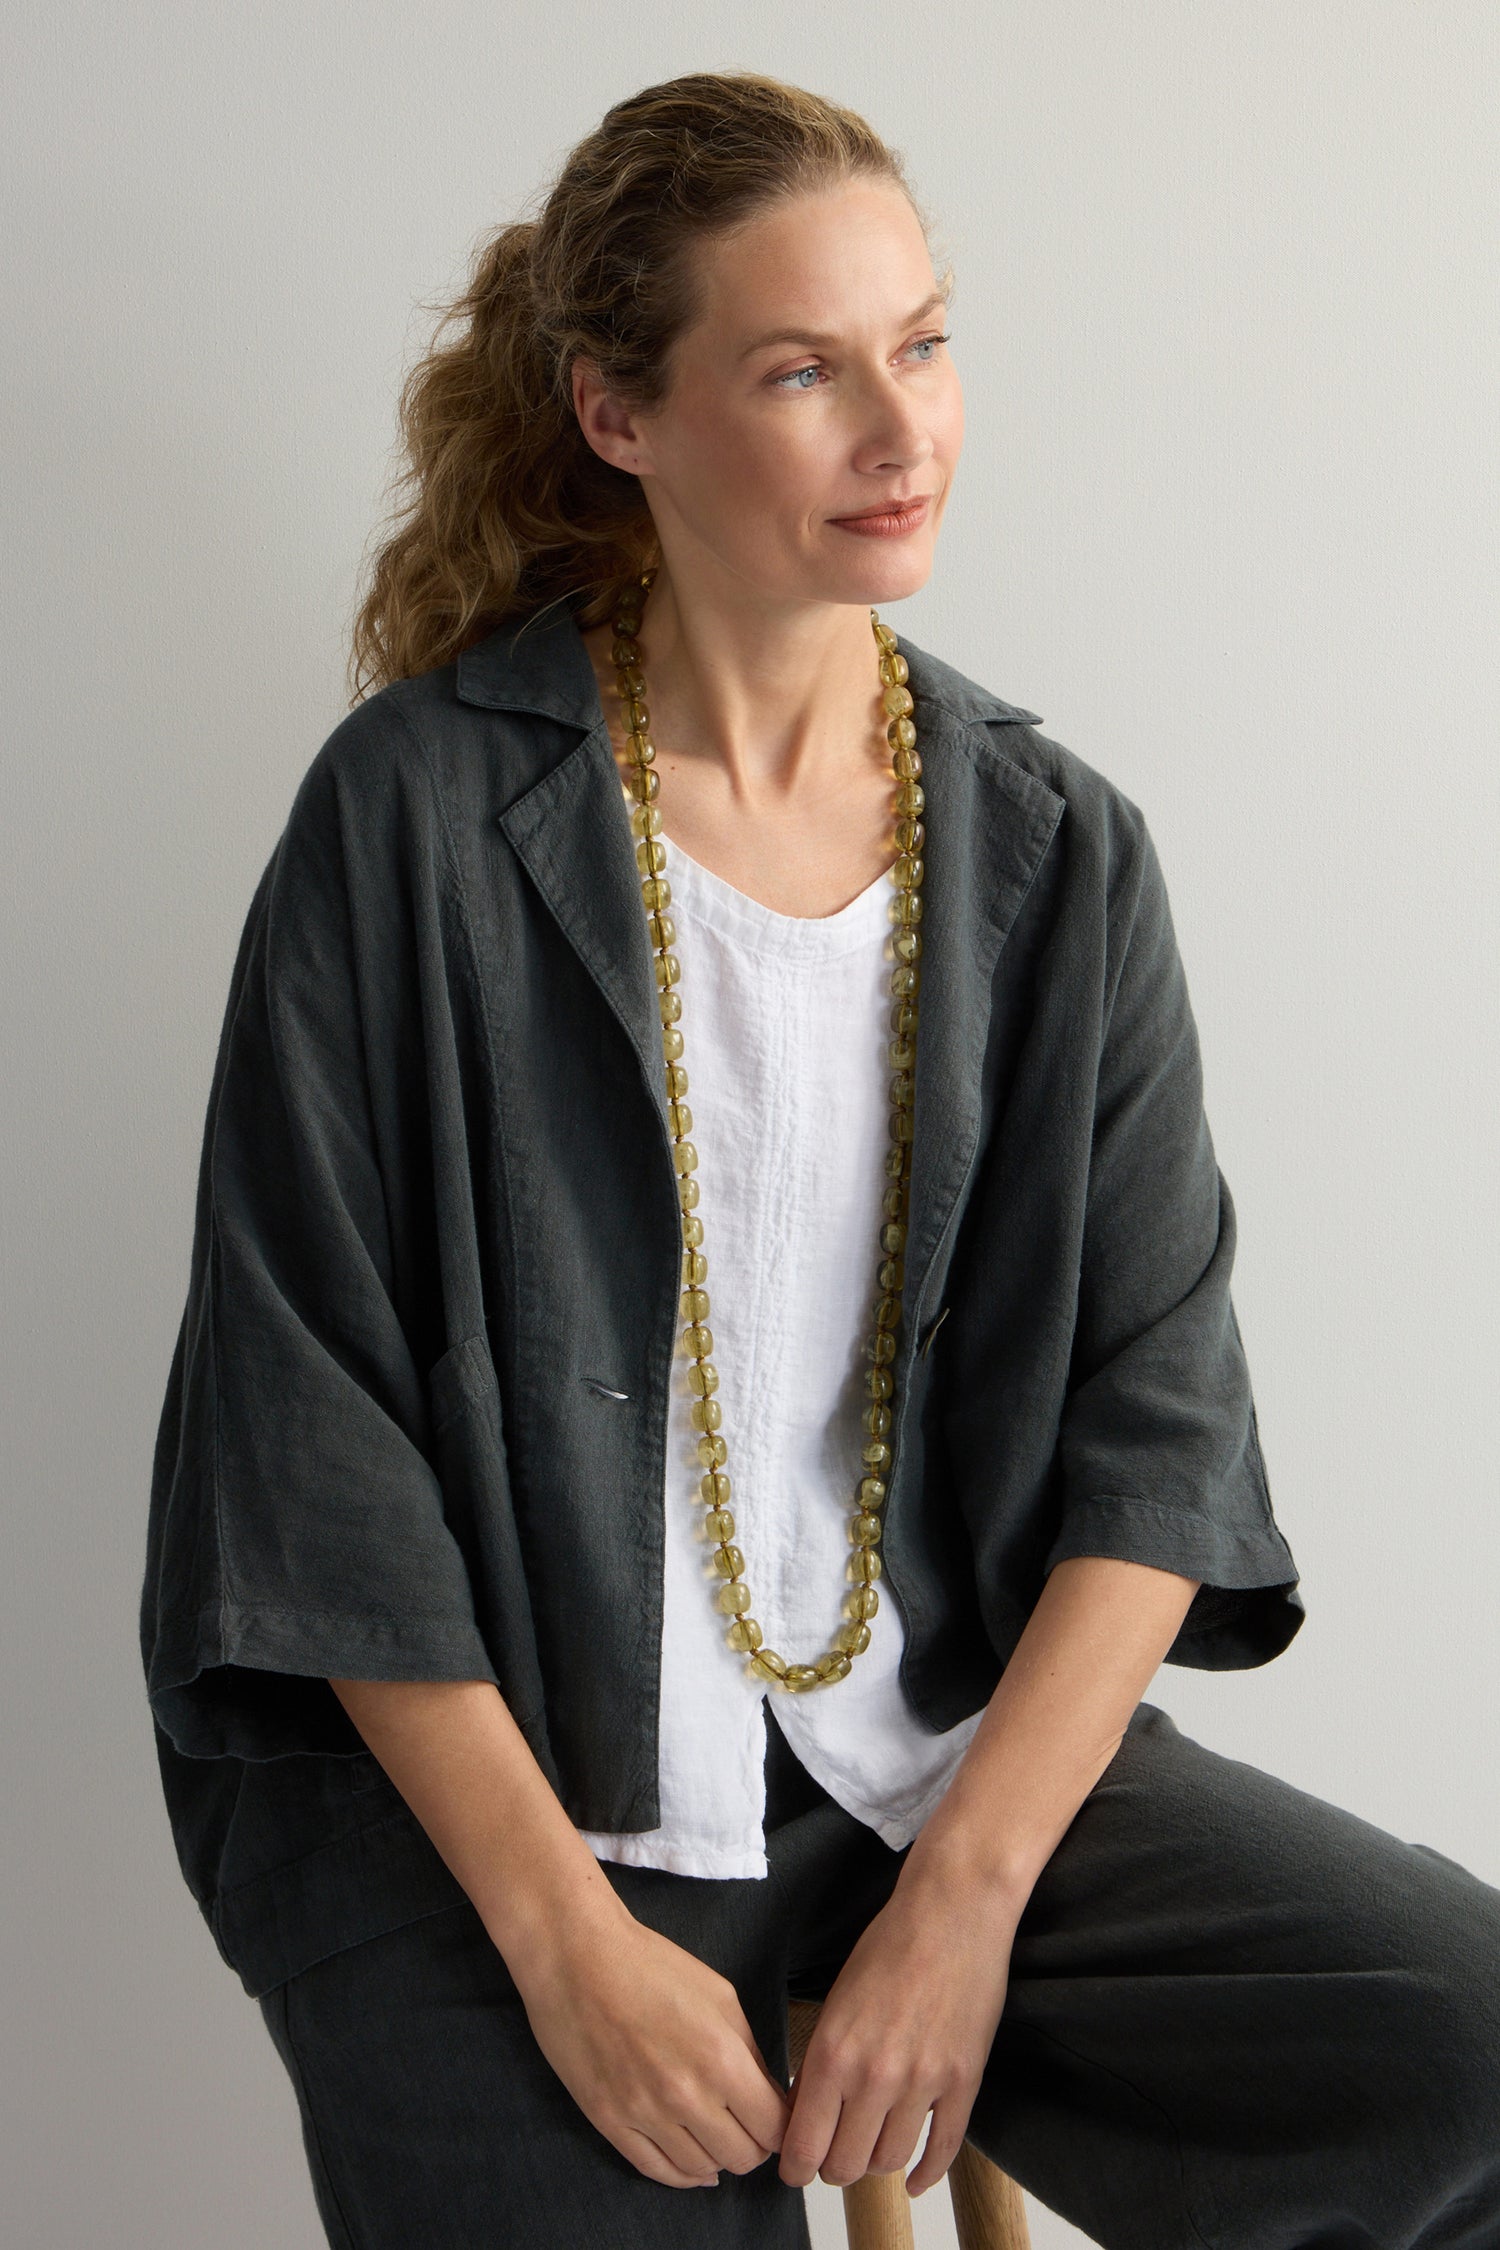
[577,822,985,1879]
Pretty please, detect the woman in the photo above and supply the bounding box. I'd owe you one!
[140,70,1500,2249]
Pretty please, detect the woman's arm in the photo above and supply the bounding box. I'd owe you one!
[901,1551,1200,1911]
[328,1676,792,2190]
[776,1552,1200,2195]
[329,1676,624,1960]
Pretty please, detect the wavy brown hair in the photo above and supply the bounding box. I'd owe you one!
[345,70,951,705]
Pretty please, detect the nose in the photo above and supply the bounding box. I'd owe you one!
[858,374,937,473]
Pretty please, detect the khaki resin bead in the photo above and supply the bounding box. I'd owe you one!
[613,567,925,1691]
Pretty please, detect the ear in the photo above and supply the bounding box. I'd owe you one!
[572,355,655,477]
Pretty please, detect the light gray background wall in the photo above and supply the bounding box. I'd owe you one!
[5,5,1496,2245]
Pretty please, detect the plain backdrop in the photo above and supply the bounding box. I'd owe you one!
[4,5,1496,2245]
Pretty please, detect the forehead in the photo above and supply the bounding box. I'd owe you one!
[684,189,941,354]
[705,178,925,274]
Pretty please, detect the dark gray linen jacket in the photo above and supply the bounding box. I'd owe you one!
[140,603,1305,1997]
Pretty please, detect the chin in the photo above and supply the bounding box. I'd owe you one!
[842,553,935,607]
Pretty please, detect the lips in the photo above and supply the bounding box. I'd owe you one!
[828,494,933,534]
[831,495,933,522]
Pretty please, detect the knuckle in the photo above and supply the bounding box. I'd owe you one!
[863,2051,905,2096]
[652,2064,696,2113]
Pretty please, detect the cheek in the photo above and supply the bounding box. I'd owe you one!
[675,407,788,499]
[696,414,830,523]
[936,378,965,461]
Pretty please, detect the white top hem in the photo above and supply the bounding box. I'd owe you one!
[577,1831,771,1880]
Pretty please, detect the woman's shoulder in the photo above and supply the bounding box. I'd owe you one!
[903,637,1150,867]
[277,654,509,849]
[285,625,1154,913]
[292,610,608,822]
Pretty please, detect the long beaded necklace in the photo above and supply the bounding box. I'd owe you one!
[609,565,926,1691]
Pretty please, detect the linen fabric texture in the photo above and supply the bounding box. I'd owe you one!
[139,603,1304,1999]
[257,1705,1500,2250]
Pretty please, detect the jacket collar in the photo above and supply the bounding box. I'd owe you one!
[455,598,1045,734]
[461,602,1063,1357]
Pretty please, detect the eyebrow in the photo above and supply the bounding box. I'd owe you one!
[736,289,950,362]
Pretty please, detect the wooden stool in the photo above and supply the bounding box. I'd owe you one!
[786,1998,1031,2250]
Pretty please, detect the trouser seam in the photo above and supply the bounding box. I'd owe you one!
[1003,2016,1218,2250]
[276,1977,365,2250]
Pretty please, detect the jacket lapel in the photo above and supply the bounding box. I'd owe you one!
[900,689,1065,1330]
[458,605,1065,1343]
[496,712,674,1135]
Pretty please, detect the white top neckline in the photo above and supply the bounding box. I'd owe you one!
[659,830,898,960]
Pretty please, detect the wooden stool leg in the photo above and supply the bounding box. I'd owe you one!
[948,2139,1032,2249]
[785,1995,822,2082]
[841,2171,917,2250]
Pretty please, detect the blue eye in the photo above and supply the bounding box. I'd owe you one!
[771,332,952,391]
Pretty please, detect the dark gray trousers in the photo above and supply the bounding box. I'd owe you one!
[256,1702,1500,2248]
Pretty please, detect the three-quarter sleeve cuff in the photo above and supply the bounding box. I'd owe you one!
[1042,1494,1306,1670]
[148,1600,502,1761]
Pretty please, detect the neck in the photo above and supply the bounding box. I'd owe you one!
[618,569,890,811]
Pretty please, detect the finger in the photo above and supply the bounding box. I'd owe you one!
[904,2093,972,2197]
[813,2082,894,2189]
[732,2018,795,2123]
[698,2104,781,2176]
[725,2054,792,2158]
[653,2117,726,2183]
[698,2024,788,2165]
[725,2089,789,2164]
[866,2091,934,2178]
[615,2124,719,2190]
[777,2061,844,2188]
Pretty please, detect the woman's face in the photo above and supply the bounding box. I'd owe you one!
[578,177,964,613]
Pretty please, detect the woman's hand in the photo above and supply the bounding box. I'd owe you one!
[777,1856,1021,2196]
[511,1901,792,2190]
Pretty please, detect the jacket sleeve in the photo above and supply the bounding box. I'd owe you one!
[1044,809,1306,1668]
[139,744,500,1761]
